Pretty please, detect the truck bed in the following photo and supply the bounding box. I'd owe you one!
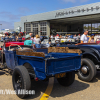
[4,49,81,80]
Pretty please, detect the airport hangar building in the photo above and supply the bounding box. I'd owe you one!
[14,2,100,36]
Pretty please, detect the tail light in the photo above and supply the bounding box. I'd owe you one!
[35,78,38,81]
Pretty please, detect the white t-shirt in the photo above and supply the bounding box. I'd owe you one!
[51,35,53,39]
[55,36,59,40]
[80,34,88,43]
[34,38,40,44]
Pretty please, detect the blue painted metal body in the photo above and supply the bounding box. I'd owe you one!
[4,50,81,80]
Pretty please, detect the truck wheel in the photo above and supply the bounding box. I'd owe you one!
[77,58,96,82]
[57,72,75,86]
[12,66,31,99]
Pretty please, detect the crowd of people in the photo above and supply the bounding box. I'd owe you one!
[49,30,99,44]
[80,29,99,43]
[24,33,41,48]
[1,29,100,48]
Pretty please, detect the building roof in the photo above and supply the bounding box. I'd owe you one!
[21,2,100,22]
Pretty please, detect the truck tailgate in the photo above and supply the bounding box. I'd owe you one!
[46,53,81,76]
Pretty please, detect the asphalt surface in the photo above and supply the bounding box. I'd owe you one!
[0,42,100,100]
[0,69,100,100]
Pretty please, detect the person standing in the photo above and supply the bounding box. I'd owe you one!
[55,34,59,40]
[73,34,78,42]
[88,34,95,43]
[16,33,22,42]
[29,33,32,38]
[34,35,41,48]
[4,35,9,41]
[49,35,51,44]
[80,29,89,43]
[31,34,35,43]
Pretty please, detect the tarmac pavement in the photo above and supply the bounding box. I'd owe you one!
[0,69,100,100]
[0,42,100,100]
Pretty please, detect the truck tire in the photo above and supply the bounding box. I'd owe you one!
[12,66,31,99]
[57,72,75,86]
[77,58,96,82]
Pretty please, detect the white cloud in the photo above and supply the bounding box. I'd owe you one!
[62,0,89,3]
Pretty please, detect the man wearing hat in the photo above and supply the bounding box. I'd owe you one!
[24,34,32,46]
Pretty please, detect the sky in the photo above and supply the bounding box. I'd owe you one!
[0,0,100,29]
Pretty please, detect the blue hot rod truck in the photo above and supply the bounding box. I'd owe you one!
[1,45,81,98]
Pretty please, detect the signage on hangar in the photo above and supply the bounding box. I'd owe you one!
[55,6,100,17]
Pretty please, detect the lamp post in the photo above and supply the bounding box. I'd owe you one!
[0,24,2,33]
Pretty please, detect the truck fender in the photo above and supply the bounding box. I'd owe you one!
[22,61,46,80]
[22,61,38,78]
[82,53,99,64]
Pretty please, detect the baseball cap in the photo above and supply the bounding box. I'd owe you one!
[91,34,94,36]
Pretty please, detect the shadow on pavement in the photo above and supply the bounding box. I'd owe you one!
[0,69,11,76]
[0,71,5,75]
[25,80,49,99]
[50,79,89,98]
[25,78,89,99]
[94,71,100,80]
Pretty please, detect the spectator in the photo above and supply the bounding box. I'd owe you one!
[11,34,16,41]
[94,34,99,42]
[49,35,51,44]
[59,35,62,38]
[34,35,41,48]
[29,33,32,38]
[73,34,78,42]
[55,34,59,40]
[80,29,89,43]
[51,34,53,39]
[24,35,32,46]
[77,34,81,43]
[4,35,9,41]
[16,33,22,42]
[50,34,54,43]
[31,34,35,44]
[66,35,68,39]
[88,35,95,43]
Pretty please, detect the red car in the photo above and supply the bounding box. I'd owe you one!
[0,39,24,50]
[5,41,24,47]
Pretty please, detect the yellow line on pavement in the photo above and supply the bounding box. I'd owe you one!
[40,77,54,100]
